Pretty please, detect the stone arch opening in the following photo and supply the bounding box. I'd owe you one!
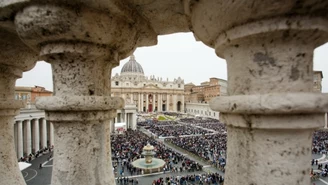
[177,101,182,112]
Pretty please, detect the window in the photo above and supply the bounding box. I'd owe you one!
[115,81,119,86]
[22,94,27,100]
[126,83,129,86]
[178,84,181,88]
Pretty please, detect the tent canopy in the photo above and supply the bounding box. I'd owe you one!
[18,162,31,171]
[115,122,126,128]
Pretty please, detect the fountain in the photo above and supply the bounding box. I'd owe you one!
[131,143,166,174]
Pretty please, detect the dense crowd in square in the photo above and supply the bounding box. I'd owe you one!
[165,134,226,164]
[313,130,328,154]
[151,173,224,185]
[179,118,226,132]
[111,130,204,176]
[147,124,213,137]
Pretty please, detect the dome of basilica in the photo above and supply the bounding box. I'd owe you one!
[121,55,144,75]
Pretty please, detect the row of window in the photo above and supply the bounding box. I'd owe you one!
[186,109,216,117]
[114,81,182,88]
[15,93,29,100]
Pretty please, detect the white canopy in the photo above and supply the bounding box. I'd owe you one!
[18,162,31,171]
[115,122,126,128]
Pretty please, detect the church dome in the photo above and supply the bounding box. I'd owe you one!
[121,55,144,75]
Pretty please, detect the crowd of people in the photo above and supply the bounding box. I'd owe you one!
[111,130,204,177]
[165,134,226,166]
[19,146,53,162]
[148,124,212,137]
[151,173,224,185]
[179,118,226,132]
[131,116,328,185]
[313,130,328,154]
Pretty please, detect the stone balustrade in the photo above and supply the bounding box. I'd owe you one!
[0,1,327,185]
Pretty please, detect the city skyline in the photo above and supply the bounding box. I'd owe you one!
[16,33,328,92]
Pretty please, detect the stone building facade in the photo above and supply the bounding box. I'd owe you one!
[185,78,227,103]
[1,1,328,185]
[185,102,220,119]
[15,86,52,105]
[111,55,185,112]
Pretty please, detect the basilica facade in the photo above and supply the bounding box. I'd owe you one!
[111,55,185,112]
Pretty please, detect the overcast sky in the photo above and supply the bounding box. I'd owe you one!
[16,33,328,92]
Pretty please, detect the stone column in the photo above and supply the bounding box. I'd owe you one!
[190,2,328,185]
[32,119,40,152]
[137,93,140,111]
[167,94,170,112]
[132,112,137,130]
[146,93,149,112]
[141,93,144,112]
[121,111,125,122]
[158,94,161,112]
[49,122,54,148]
[17,121,24,159]
[41,118,47,149]
[325,113,328,129]
[14,3,157,185]
[0,22,37,184]
[111,118,116,133]
[14,121,18,156]
[34,48,123,185]
[173,94,177,112]
[24,120,32,156]
[127,113,130,129]
[181,95,185,113]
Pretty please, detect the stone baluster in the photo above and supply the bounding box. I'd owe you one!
[189,1,328,184]
[14,3,157,185]
[34,48,123,185]
[0,29,37,184]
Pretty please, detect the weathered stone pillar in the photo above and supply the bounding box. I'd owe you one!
[14,3,157,184]
[189,1,328,185]
[49,122,54,148]
[0,67,26,185]
[0,28,37,184]
[33,45,124,185]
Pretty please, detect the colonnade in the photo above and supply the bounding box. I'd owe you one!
[136,93,184,112]
[1,1,328,185]
[14,118,54,159]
